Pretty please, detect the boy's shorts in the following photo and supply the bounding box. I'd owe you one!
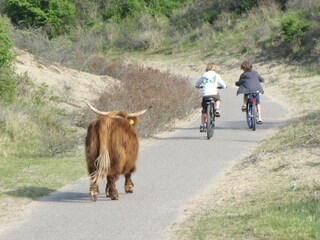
[201,94,220,113]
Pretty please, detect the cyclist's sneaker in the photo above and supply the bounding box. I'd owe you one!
[257,116,263,124]
[215,110,220,117]
[200,125,204,132]
[241,105,246,112]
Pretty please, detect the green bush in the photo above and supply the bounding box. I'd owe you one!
[102,0,144,23]
[229,0,259,14]
[0,67,16,103]
[46,0,76,37]
[4,0,76,38]
[147,0,187,17]
[280,12,311,43]
[0,17,16,103]
[0,73,81,157]
[0,17,13,67]
[100,0,187,23]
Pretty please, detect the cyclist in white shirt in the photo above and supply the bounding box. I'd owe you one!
[195,62,227,132]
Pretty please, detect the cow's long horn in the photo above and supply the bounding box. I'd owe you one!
[127,106,151,117]
[85,101,110,116]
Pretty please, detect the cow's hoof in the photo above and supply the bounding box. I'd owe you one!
[90,190,98,202]
[106,189,118,200]
[91,194,98,202]
[105,189,110,198]
[110,195,119,200]
[125,186,134,193]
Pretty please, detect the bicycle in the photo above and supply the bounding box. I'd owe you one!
[196,86,219,140]
[245,92,259,131]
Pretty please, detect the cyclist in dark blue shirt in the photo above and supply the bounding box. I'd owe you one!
[235,61,264,124]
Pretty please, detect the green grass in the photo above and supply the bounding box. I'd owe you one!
[255,199,320,239]
[0,154,86,200]
[177,189,320,240]
[169,106,320,239]
[0,152,87,224]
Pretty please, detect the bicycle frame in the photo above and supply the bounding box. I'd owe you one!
[246,93,258,131]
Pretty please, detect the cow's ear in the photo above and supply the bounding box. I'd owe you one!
[128,117,138,126]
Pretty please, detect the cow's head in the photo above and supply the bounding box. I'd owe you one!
[85,101,148,127]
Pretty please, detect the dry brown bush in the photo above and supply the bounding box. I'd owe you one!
[78,62,198,137]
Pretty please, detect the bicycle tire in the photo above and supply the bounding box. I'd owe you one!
[210,106,215,138]
[206,103,213,139]
[246,103,254,129]
[246,103,252,128]
[252,104,256,131]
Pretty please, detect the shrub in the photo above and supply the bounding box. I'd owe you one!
[4,0,76,38]
[0,67,16,103]
[229,0,260,14]
[280,12,311,43]
[0,73,82,157]
[0,16,16,103]
[100,0,187,23]
[102,0,144,23]
[0,17,14,67]
[78,62,198,137]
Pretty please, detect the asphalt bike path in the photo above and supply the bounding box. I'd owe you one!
[0,86,286,240]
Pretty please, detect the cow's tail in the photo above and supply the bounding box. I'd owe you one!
[91,119,111,185]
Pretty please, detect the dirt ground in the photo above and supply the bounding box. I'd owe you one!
[14,48,119,111]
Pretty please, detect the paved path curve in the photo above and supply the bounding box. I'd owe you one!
[0,86,286,240]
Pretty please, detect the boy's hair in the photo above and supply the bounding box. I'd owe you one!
[240,61,253,72]
[206,62,216,71]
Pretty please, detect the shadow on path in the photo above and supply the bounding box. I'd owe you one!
[5,186,91,203]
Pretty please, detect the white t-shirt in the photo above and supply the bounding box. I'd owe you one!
[195,70,226,96]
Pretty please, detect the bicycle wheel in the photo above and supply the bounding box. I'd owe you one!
[252,104,256,131]
[246,103,253,129]
[210,107,215,137]
[246,104,251,128]
[246,103,256,131]
[206,103,213,139]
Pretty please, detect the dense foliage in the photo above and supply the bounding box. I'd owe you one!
[0,17,13,67]
[1,0,318,62]
[280,11,311,43]
[3,0,76,38]
[0,17,16,103]
[100,0,187,22]
[72,0,188,24]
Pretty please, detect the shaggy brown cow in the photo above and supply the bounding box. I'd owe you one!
[85,101,148,201]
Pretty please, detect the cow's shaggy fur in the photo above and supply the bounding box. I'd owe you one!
[85,105,145,201]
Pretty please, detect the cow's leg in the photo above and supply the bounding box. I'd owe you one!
[90,181,99,202]
[125,172,134,193]
[106,175,119,200]
[105,178,111,198]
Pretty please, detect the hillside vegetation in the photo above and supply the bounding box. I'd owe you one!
[0,0,319,238]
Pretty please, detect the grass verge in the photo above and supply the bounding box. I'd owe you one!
[0,154,86,226]
[166,110,320,239]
